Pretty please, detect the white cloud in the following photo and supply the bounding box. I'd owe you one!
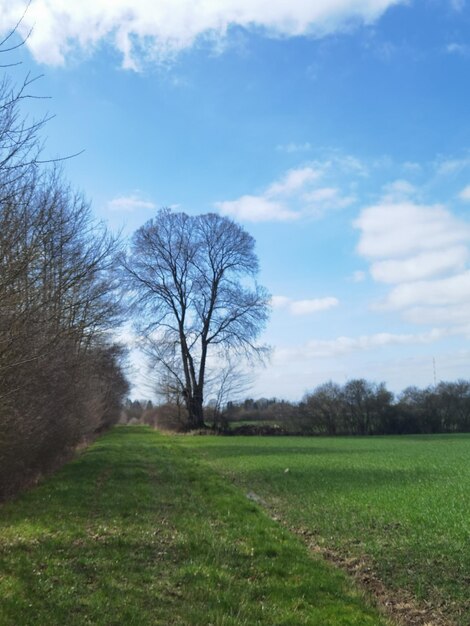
[404,303,470,327]
[266,166,322,197]
[215,194,298,222]
[290,297,339,315]
[435,155,470,176]
[216,165,321,222]
[351,270,366,282]
[272,295,339,315]
[334,154,369,176]
[459,185,470,201]
[2,0,405,68]
[381,179,416,201]
[305,187,339,202]
[217,159,359,222]
[254,342,470,400]
[371,247,468,284]
[377,271,470,311]
[302,186,355,212]
[354,202,470,260]
[271,295,292,310]
[355,199,470,329]
[402,161,422,173]
[108,194,156,212]
[276,328,448,360]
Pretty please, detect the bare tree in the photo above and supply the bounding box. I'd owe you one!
[204,358,253,430]
[303,381,344,435]
[0,25,128,497]
[0,9,81,196]
[343,379,393,436]
[121,208,270,429]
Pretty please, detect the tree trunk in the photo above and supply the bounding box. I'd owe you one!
[187,392,205,429]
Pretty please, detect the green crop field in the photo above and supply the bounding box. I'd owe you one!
[2,427,468,625]
[178,433,470,625]
[0,427,387,626]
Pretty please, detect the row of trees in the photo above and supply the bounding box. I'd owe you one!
[0,36,128,498]
[221,379,470,436]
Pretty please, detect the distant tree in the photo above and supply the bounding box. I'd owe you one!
[434,380,470,432]
[121,209,270,429]
[370,382,395,434]
[343,379,393,435]
[303,381,344,435]
[124,399,144,422]
[398,386,441,434]
[262,399,298,426]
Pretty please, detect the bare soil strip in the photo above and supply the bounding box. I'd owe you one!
[281,517,454,626]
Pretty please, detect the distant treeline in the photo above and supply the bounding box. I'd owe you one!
[224,379,470,436]
[0,44,128,499]
[123,379,470,436]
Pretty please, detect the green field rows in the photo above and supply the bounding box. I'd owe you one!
[0,427,386,626]
[178,433,470,625]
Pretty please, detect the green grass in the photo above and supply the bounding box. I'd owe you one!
[0,427,387,625]
[177,433,470,624]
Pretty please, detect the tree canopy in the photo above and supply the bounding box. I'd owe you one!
[122,208,270,429]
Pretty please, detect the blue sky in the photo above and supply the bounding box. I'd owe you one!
[3,0,470,400]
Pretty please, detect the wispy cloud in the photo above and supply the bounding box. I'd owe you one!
[446,42,470,55]
[216,159,358,222]
[276,142,312,153]
[302,187,355,212]
[434,155,470,176]
[272,295,339,316]
[266,166,322,197]
[402,161,422,173]
[334,154,369,177]
[2,0,405,68]
[108,194,156,212]
[276,328,448,361]
[350,270,366,283]
[380,179,417,202]
[215,195,298,222]
[216,165,321,222]
[459,185,470,201]
[449,0,466,13]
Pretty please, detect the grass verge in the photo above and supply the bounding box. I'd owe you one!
[0,426,387,626]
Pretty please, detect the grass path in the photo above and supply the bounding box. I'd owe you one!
[0,426,387,625]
